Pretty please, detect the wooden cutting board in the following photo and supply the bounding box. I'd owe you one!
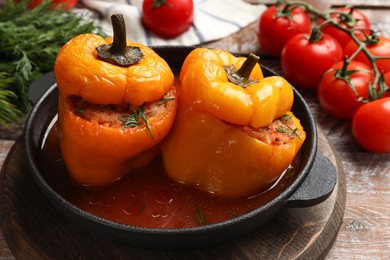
[0,128,345,259]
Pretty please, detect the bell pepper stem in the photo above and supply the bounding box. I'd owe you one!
[110,14,128,55]
[96,14,143,67]
[224,53,260,88]
[237,53,260,79]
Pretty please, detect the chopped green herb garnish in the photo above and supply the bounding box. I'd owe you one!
[195,208,208,226]
[276,114,301,140]
[73,108,84,114]
[228,213,238,218]
[275,126,288,134]
[279,113,293,124]
[291,127,300,139]
[157,97,175,105]
[119,107,154,139]
[276,125,301,139]
[139,203,147,214]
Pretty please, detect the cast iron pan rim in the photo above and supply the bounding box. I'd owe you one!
[24,61,317,236]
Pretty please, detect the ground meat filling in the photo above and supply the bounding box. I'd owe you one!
[69,89,175,129]
[241,114,301,146]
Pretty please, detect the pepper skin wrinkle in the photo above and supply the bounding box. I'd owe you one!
[179,48,293,128]
[54,25,177,186]
[163,48,305,198]
[55,34,174,106]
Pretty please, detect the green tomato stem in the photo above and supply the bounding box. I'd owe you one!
[308,27,323,43]
[377,56,390,60]
[278,0,388,101]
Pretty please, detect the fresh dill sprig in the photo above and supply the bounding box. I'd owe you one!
[0,0,105,126]
[279,113,293,124]
[72,108,84,114]
[119,107,154,139]
[195,208,208,226]
[157,97,175,105]
[276,114,301,140]
[0,72,23,126]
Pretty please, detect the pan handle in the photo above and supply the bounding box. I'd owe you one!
[28,71,56,105]
[286,152,337,208]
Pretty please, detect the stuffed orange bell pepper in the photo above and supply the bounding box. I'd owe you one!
[162,48,305,199]
[54,14,177,186]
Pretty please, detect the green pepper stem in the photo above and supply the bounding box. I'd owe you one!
[224,53,260,88]
[237,53,260,79]
[96,14,143,67]
[110,14,128,56]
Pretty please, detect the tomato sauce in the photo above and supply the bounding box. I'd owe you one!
[39,117,300,229]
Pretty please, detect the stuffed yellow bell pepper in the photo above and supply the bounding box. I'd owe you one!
[54,14,177,186]
[162,48,305,199]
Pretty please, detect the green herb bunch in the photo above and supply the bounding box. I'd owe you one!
[0,0,104,126]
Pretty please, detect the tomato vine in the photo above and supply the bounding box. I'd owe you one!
[276,0,390,101]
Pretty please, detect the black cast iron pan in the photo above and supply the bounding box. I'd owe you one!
[24,46,337,249]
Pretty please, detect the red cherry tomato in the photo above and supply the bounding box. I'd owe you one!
[257,5,311,57]
[281,31,343,89]
[320,7,371,48]
[318,61,372,119]
[344,36,390,74]
[384,72,390,98]
[142,0,194,38]
[352,97,390,153]
[28,0,77,9]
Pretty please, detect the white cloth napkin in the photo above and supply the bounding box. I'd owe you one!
[80,0,266,46]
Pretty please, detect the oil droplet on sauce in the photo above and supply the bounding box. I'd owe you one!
[39,118,301,229]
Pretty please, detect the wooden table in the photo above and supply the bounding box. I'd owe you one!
[1,1,389,259]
